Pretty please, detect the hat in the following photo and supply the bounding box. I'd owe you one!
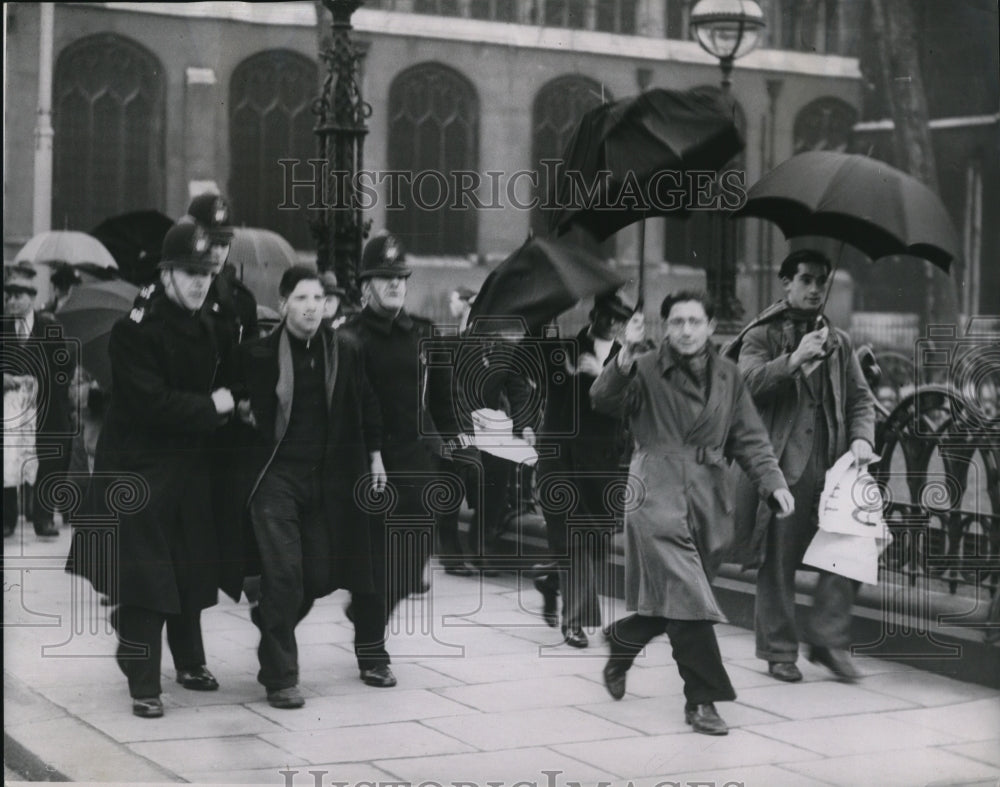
[319,270,346,297]
[359,233,411,280]
[49,260,82,290]
[158,223,217,272]
[186,193,234,242]
[593,292,634,321]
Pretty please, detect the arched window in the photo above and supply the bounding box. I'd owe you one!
[662,87,746,272]
[793,96,858,153]
[386,63,479,256]
[531,76,608,238]
[229,50,318,250]
[52,34,165,231]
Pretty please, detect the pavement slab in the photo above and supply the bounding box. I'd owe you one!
[261,721,476,763]
[553,729,819,779]
[735,679,919,719]
[578,696,788,735]
[184,762,400,785]
[781,748,1000,787]
[82,703,287,742]
[437,675,637,712]
[944,740,1000,769]
[626,763,836,787]
[129,734,304,775]
[884,698,1000,741]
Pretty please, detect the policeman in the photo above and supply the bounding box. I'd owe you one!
[184,193,258,343]
[342,233,439,614]
[66,223,237,718]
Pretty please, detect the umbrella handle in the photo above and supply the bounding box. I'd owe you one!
[817,239,845,317]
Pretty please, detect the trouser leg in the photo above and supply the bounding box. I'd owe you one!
[806,571,860,650]
[166,605,206,671]
[32,438,71,530]
[112,605,165,699]
[435,457,464,559]
[3,486,17,536]
[250,464,308,690]
[562,527,605,630]
[351,592,391,670]
[665,619,736,705]
[755,456,821,663]
[606,613,667,667]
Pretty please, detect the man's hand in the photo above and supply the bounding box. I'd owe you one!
[576,352,603,377]
[771,488,795,518]
[850,438,875,466]
[211,387,235,416]
[789,326,828,371]
[236,399,256,427]
[369,451,387,494]
[617,312,645,371]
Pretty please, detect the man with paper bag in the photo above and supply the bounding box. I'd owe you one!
[802,452,892,586]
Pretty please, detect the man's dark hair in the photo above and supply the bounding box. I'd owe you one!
[279,265,321,298]
[660,290,715,321]
[778,249,832,281]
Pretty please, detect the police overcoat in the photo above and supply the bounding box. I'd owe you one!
[591,342,786,621]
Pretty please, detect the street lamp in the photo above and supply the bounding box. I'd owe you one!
[689,0,764,330]
[313,0,371,305]
[689,0,765,93]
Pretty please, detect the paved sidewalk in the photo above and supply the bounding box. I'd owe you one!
[4,525,1000,787]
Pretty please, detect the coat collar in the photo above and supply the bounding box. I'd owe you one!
[361,305,413,335]
[273,324,339,444]
[656,340,715,376]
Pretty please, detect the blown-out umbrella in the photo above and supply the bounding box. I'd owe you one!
[737,151,960,271]
[15,230,118,271]
[228,227,300,311]
[468,237,626,332]
[90,210,174,286]
[55,279,139,390]
[549,86,744,242]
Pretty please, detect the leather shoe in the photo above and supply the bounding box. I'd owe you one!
[768,661,803,682]
[808,645,859,682]
[360,665,397,688]
[602,660,628,700]
[176,666,219,691]
[34,525,59,538]
[684,702,729,735]
[412,580,431,595]
[267,686,305,709]
[132,696,164,718]
[533,577,559,628]
[442,561,473,577]
[563,626,588,648]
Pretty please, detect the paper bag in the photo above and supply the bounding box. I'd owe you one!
[471,408,538,466]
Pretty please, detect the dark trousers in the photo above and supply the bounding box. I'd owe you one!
[435,455,471,561]
[3,486,17,536]
[433,449,509,566]
[607,614,736,706]
[111,605,206,698]
[755,448,860,662]
[32,436,72,530]
[250,462,389,690]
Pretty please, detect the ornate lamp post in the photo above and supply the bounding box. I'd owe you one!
[313,0,371,304]
[689,0,764,330]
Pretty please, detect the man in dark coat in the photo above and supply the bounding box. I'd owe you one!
[66,223,237,718]
[534,292,632,647]
[235,265,392,708]
[592,291,794,736]
[342,233,441,610]
[732,249,875,684]
[3,263,74,538]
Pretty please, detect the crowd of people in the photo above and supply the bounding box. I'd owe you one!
[4,203,880,736]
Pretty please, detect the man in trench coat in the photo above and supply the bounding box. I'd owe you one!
[731,249,875,683]
[235,266,393,707]
[66,224,238,718]
[591,290,793,736]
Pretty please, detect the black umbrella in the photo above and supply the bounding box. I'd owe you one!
[737,151,960,271]
[90,210,175,286]
[467,237,626,332]
[548,86,744,242]
[55,279,139,390]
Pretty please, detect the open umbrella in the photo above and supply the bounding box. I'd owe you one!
[90,210,174,286]
[15,230,118,271]
[55,279,139,390]
[737,151,960,271]
[228,227,300,311]
[467,237,626,332]
[548,86,744,242]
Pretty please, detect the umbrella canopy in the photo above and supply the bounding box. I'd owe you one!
[55,279,139,390]
[15,230,118,270]
[549,86,744,242]
[737,151,960,271]
[467,237,626,332]
[90,210,175,286]
[228,227,300,311]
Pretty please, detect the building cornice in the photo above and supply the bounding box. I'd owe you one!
[74,2,861,80]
